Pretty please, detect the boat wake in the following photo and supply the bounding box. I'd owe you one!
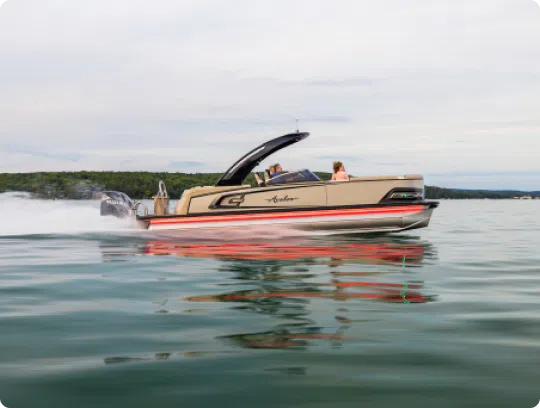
[0,192,138,237]
[0,192,315,240]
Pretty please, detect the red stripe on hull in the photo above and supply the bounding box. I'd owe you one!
[148,205,425,226]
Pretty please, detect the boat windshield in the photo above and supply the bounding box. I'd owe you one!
[266,169,321,186]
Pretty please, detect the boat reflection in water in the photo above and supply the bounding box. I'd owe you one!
[98,233,437,360]
[140,234,438,351]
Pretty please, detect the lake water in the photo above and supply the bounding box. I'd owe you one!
[0,194,538,408]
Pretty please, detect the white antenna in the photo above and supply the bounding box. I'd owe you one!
[295,118,299,132]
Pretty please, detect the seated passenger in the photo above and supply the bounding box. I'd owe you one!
[271,163,283,178]
[331,161,350,181]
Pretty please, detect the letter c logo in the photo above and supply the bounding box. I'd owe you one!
[225,195,245,206]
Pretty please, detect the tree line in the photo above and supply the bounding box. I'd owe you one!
[0,171,538,200]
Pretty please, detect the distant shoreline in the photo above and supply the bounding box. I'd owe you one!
[1,171,539,200]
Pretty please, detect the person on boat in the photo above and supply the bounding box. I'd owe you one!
[271,163,283,178]
[331,161,350,181]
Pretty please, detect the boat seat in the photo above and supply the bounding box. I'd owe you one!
[264,169,271,183]
[174,185,251,215]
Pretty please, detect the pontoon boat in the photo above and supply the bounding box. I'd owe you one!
[99,131,439,234]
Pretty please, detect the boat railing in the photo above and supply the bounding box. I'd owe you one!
[133,202,149,216]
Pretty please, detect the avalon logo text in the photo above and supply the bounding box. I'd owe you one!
[265,195,298,204]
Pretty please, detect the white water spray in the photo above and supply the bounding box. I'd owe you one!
[0,192,315,239]
[0,192,138,236]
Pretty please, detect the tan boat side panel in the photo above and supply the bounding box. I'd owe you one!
[326,178,424,206]
[174,185,251,215]
[240,186,326,208]
[173,175,425,215]
[187,185,327,214]
[348,174,423,182]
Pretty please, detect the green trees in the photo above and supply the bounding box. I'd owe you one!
[0,171,537,200]
[0,172,227,199]
[424,186,539,199]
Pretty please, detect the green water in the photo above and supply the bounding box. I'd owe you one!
[0,197,538,408]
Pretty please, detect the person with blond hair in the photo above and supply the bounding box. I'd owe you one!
[331,161,350,181]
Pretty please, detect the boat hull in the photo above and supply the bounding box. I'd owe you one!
[138,202,438,234]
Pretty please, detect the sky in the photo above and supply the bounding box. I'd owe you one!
[0,0,539,190]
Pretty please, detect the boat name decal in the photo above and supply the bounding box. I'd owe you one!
[265,195,298,203]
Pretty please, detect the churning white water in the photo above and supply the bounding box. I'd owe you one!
[0,193,315,239]
[0,192,138,236]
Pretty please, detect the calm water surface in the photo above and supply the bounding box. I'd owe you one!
[0,195,538,408]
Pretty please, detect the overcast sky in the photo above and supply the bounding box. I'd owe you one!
[0,0,539,189]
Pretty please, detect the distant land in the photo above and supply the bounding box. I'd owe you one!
[0,172,538,200]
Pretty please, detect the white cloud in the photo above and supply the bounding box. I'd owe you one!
[0,0,539,189]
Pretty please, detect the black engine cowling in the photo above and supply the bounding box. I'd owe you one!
[98,191,135,218]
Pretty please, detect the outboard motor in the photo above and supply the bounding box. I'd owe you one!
[98,191,136,218]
